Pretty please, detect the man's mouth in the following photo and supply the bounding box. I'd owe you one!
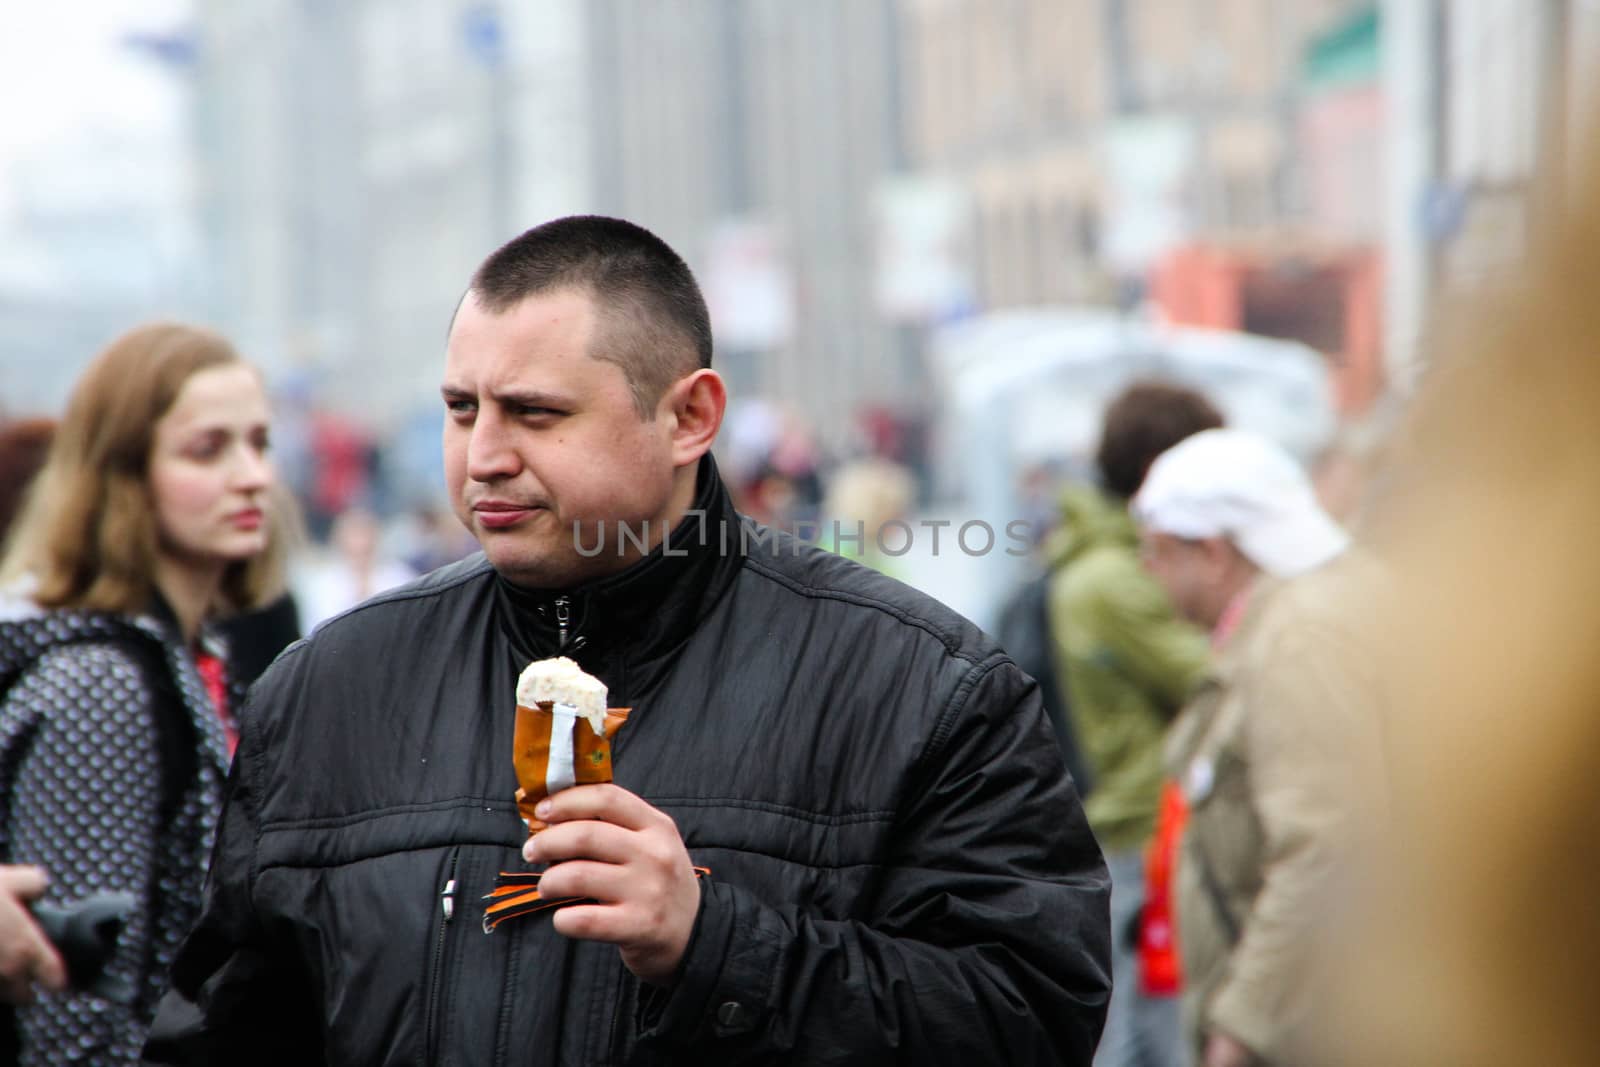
[473,502,540,530]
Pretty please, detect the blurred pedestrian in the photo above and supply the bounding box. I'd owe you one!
[396,502,478,576]
[0,323,285,1065]
[1134,428,1383,1067]
[821,456,916,575]
[294,506,418,629]
[1047,381,1222,1067]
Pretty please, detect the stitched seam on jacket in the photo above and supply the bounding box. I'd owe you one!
[683,842,892,872]
[652,796,895,826]
[259,795,507,833]
[255,837,516,873]
[268,559,494,662]
[924,651,1011,768]
[740,556,974,658]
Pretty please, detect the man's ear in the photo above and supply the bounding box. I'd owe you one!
[664,369,726,467]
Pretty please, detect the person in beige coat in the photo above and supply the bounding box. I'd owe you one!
[1131,429,1382,1067]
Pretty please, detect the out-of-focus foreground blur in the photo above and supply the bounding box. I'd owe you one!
[1302,130,1600,1066]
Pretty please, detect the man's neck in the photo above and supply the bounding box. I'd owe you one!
[648,462,701,555]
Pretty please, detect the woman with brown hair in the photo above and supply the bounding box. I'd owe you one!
[0,323,284,1065]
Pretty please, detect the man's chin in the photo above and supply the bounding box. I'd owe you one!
[484,545,600,591]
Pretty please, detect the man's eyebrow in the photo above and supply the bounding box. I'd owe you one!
[488,388,572,409]
[439,384,572,408]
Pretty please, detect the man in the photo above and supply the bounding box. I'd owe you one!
[146,216,1110,1065]
[1133,429,1382,1067]
[1045,382,1220,1067]
[0,866,65,1004]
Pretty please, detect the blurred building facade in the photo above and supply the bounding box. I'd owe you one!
[175,0,1594,439]
[898,0,1375,305]
[585,0,908,440]
[190,0,593,426]
[0,50,199,416]
[1382,0,1595,385]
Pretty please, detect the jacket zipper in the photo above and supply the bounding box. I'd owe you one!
[553,596,587,651]
[555,596,571,648]
[424,849,460,1064]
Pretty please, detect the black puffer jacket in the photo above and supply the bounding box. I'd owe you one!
[147,461,1110,1065]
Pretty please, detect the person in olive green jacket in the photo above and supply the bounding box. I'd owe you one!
[1135,429,1381,1067]
[1047,382,1221,1067]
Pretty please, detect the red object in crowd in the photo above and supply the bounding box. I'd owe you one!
[194,652,237,758]
[310,414,372,519]
[1139,779,1189,996]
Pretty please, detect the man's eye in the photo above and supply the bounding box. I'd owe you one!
[446,399,476,415]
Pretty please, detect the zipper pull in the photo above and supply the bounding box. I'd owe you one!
[442,878,457,921]
[555,597,570,648]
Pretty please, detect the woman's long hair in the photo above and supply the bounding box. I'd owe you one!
[0,323,287,616]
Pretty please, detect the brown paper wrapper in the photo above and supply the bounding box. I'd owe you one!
[512,702,631,833]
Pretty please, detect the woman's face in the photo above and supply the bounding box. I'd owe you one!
[148,364,274,569]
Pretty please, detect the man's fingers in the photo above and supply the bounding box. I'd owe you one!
[534,860,633,905]
[522,820,635,866]
[537,784,664,832]
[0,866,50,902]
[550,902,640,945]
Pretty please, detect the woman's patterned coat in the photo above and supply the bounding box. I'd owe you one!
[1,607,233,1066]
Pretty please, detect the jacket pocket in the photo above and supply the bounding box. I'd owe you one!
[423,846,462,1066]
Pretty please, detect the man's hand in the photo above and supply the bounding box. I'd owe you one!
[522,784,701,986]
[0,866,68,1004]
[1203,1031,1255,1067]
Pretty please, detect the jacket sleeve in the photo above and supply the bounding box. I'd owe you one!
[1052,555,1210,715]
[634,654,1113,1065]
[1204,626,1385,1060]
[3,646,162,1064]
[141,680,321,1065]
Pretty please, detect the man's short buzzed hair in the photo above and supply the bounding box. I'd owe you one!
[467,215,713,417]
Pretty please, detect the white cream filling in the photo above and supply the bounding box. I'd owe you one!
[517,656,607,736]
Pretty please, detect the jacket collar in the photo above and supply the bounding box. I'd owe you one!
[494,454,745,666]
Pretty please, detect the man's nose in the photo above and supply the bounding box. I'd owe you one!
[466,411,522,482]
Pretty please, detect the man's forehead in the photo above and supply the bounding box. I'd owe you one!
[442,295,633,400]
[449,287,602,352]
[451,285,598,330]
